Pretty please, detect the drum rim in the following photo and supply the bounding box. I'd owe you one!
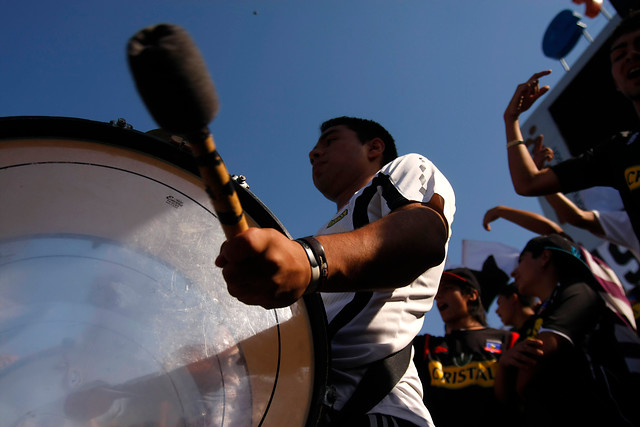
[236,183,329,426]
[0,115,329,426]
[0,116,200,175]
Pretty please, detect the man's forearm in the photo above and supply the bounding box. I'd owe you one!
[317,203,448,292]
[545,193,604,236]
[490,205,564,236]
[506,137,561,196]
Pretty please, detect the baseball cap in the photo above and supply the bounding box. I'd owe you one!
[441,267,481,292]
[521,234,593,282]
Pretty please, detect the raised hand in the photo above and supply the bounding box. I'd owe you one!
[504,70,552,121]
[531,134,555,169]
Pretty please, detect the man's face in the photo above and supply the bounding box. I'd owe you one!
[308,125,371,202]
[495,294,516,327]
[435,280,471,324]
[610,28,640,100]
[510,251,543,298]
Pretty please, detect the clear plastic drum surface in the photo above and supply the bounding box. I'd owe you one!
[0,128,320,427]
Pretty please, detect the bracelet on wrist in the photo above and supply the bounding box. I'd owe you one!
[296,236,328,294]
[295,238,321,294]
[506,139,525,148]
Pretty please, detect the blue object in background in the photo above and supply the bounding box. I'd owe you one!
[542,9,587,60]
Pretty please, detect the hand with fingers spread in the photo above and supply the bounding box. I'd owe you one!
[503,71,563,196]
[504,70,552,122]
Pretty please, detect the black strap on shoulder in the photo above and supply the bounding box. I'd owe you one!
[325,171,414,423]
[353,174,410,229]
[334,343,413,424]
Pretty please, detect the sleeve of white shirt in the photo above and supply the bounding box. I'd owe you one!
[378,153,455,233]
[593,210,640,259]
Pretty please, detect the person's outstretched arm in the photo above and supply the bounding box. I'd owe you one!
[504,70,562,196]
[526,133,605,237]
[215,196,449,309]
[544,193,605,236]
[483,205,564,236]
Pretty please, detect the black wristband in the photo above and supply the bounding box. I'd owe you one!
[298,236,328,294]
[295,238,321,294]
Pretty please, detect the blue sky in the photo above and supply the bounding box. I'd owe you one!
[1,1,614,334]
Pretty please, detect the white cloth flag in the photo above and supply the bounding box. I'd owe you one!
[461,240,520,277]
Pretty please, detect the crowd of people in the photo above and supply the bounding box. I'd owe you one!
[215,10,640,427]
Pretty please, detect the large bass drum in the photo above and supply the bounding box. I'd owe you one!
[0,116,328,427]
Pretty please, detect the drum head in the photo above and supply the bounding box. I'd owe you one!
[0,117,328,426]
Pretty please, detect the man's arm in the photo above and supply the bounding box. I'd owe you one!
[544,193,605,237]
[504,70,562,196]
[526,135,605,236]
[215,195,449,309]
[513,331,566,398]
[494,337,544,403]
[495,331,567,403]
[483,205,565,235]
[318,195,448,292]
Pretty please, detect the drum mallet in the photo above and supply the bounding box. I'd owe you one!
[127,24,248,239]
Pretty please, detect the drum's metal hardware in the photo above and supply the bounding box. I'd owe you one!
[232,174,249,189]
[109,117,133,129]
[322,384,337,407]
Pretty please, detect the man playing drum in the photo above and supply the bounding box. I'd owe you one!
[216,116,455,426]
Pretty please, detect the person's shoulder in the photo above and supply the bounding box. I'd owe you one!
[413,333,445,355]
[555,281,602,309]
[563,280,598,294]
[562,130,637,160]
[381,153,430,168]
[471,327,517,342]
[599,130,640,150]
[380,153,445,177]
[611,130,640,142]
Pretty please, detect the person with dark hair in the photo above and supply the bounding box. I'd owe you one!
[413,268,518,427]
[502,11,640,242]
[216,116,455,426]
[495,235,640,427]
[320,116,398,165]
[482,202,638,330]
[495,284,538,332]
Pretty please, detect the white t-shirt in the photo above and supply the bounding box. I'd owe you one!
[316,153,456,426]
[593,209,640,260]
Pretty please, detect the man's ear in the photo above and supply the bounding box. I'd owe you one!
[467,289,479,302]
[366,138,385,160]
[540,249,553,268]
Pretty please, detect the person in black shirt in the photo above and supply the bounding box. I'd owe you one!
[413,268,518,427]
[502,12,640,242]
[495,284,538,333]
[495,235,640,427]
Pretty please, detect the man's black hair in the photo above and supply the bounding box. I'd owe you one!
[521,234,594,286]
[457,281,488,327]
[442,269,488,327]
[320,116,398,166]
[496,284,539,309]
[610,10,640,50]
